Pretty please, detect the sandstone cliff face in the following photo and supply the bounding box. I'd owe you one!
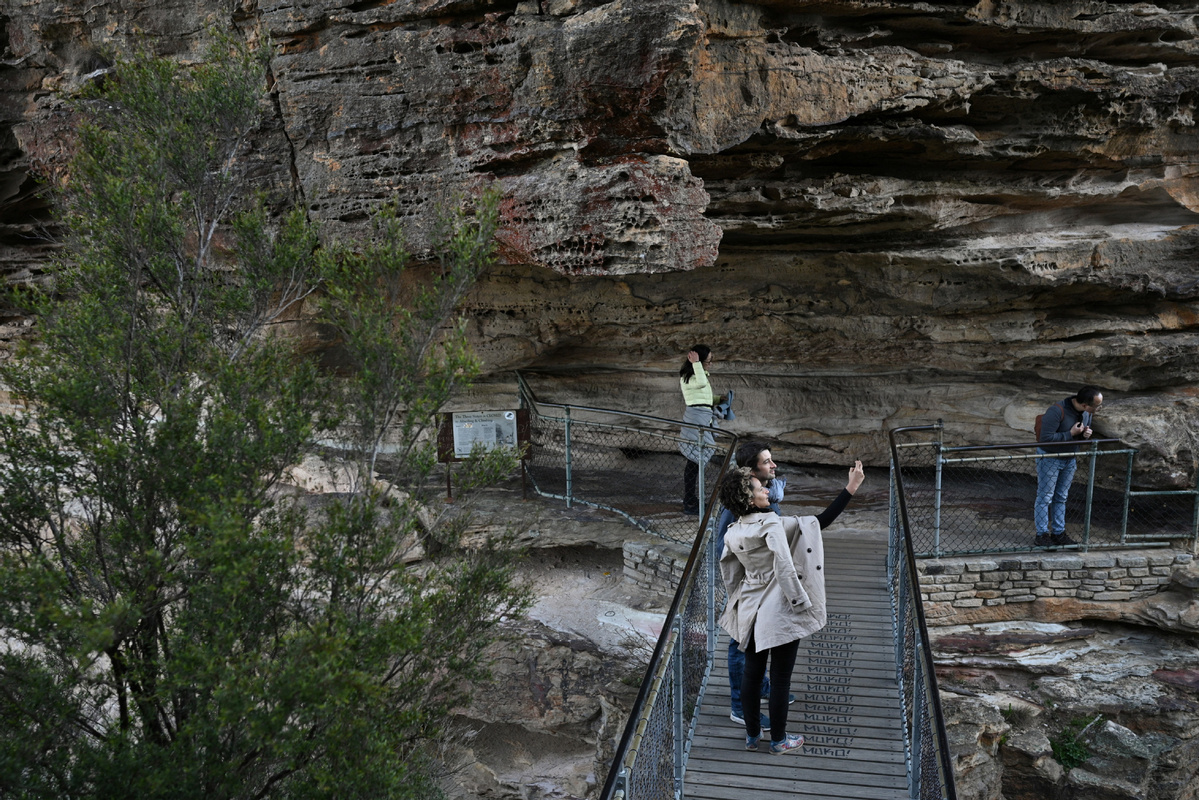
[4,1,1199,481]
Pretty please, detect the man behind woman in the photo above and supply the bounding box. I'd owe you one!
[718,459,865,754]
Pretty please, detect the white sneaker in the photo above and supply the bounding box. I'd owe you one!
[729,711,770,728]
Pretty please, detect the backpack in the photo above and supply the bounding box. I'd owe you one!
[1034,400,1067,440]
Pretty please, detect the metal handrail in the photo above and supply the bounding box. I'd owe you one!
[937,438,1122,453]
[516,371,739,800]
[599,448,735,800]
[889,424,958,800]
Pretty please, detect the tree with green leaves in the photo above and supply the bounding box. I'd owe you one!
[0,39,528,799]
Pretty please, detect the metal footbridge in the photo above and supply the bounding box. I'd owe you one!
[593,490,954,800]
[686,533,909,800]
[514,374,956,800]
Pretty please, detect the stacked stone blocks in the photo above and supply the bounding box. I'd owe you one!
[918,550,1193,609]
[623,539,690,602]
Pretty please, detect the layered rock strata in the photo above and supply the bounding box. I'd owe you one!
[4,1,1199,480]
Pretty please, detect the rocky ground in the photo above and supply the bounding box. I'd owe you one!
[439,478,666,800]
[938,617,1199,800]
[438,461,1199,800]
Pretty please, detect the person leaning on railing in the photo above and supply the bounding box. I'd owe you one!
[1033,385,1104,549]
[717,460,866,755]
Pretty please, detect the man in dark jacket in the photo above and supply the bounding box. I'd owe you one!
[1034,386,1103,547]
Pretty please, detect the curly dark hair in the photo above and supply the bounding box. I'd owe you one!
[719,467,757,518]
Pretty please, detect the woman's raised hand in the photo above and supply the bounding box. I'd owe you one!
[846,460,865,494]
[687,350,699,363]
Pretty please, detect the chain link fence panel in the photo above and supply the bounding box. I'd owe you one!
[891,425,1198,556]
[889,459,958,800]
[520,394,734,545]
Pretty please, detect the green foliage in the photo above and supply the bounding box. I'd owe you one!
[1050,715,1101,771]
[0,38,527,800]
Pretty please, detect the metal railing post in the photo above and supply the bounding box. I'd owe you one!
[1192,473,1199,547]
[933,425,944,558]
[707,516,717,653]
[1120,451,1134,544]
[888,462,898,574]
[895,555,908,679]
[672,617,685,800]
[563,406,573,508]
[911,651,925,798]
[1082,442,1098,549]
[697,453,706,521]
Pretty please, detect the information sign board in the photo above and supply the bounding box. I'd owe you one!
[449,410,519,458]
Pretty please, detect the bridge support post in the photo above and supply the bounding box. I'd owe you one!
[672,617,685,800]
[1082,442,1099,549]
[564,407,572,508]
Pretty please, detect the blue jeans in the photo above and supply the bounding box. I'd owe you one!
[728,638,770,716]
[1035,454,1077,535]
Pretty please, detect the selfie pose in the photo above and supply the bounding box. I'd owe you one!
[718,460,866,754]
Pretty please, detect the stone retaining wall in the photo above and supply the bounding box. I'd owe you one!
[918,549,1194,611]
[624,539,1197,619]
[623,539,690,602]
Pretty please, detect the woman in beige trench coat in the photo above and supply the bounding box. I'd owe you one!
[718,460,865,754]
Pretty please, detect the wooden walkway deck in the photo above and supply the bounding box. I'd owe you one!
[685,533,909,800]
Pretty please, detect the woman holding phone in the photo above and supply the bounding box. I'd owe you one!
[718,460,866,754]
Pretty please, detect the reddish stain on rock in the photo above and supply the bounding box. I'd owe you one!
[1153,669,1199,691]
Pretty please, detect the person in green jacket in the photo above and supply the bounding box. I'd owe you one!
[679,344,718,514]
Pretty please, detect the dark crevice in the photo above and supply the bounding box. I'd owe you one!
[261,59,308,215]
[763,7,1199,68]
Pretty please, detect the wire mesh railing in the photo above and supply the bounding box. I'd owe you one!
[598,519,726,800]
[890,422,1199,557]
[888,435,958,800]
[516,372,733,800]
[516,372,736,544]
